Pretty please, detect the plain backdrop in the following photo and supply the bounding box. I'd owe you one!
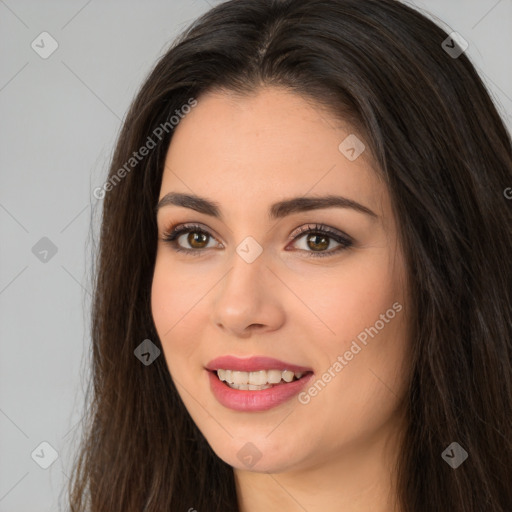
[0,0,510,510]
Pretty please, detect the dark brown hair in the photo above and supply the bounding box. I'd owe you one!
[67,0,512,510]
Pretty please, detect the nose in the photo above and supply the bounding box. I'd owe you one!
[210,251,286,338]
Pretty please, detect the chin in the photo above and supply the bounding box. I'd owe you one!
[204,429,310,473]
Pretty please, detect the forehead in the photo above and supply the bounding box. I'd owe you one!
[159,87,387,219]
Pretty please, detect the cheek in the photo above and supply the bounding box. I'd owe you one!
[302,252,403,346]
[299,249,409,417]
[150,260,202,366]
[151,263,174,340]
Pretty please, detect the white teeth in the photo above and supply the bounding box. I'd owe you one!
[216,368,307,388]
[267,369,283,384]
[249,370,267,385]
[282,370,294,382]
[233,371,249,385]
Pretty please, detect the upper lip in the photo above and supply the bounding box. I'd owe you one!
[205,355,313,373]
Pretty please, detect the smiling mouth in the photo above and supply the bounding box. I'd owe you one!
[212,368,313,390]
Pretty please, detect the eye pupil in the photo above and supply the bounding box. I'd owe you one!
[188,232,208,248]
[307,233,329,251]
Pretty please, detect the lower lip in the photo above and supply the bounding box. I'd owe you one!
[207,370,314,412]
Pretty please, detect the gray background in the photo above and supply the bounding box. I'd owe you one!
[0,1,510,510]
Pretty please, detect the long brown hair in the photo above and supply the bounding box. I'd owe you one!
[68,1,512,510]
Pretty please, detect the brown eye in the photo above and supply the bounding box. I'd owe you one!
[162,222,353,258]
[186,231,209,249]
[305,233,330,252]
[288,224,353,258]
[161,223,220,256]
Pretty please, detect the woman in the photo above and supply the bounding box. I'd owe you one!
[69,0,512,510]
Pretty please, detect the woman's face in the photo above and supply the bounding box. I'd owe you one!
[151,86,410,474]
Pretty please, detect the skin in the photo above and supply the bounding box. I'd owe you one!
[151,86,411,512]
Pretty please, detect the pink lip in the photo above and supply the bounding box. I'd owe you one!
[205,355,314,412]
[205,355,313,373]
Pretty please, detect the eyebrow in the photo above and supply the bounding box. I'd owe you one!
[155,192,378,220]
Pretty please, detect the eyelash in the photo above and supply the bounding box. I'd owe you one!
[160,223,353,258]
